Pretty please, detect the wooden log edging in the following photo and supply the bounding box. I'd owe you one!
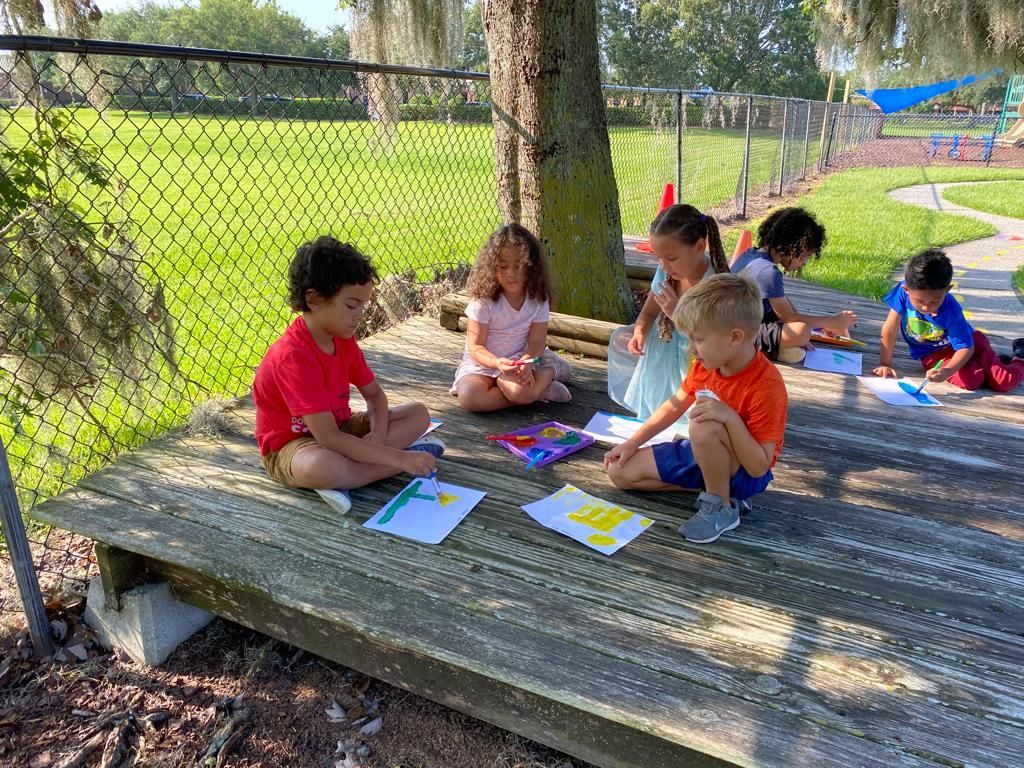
[438,293,620,360]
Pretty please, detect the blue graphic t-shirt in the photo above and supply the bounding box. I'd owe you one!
[884,281,974,359]
[731,247,783,321]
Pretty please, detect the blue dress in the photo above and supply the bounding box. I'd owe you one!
[608,265,695,429]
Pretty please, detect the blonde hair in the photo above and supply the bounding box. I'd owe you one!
[672,273,762,338]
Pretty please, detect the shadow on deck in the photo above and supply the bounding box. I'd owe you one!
[32,268,1024,768]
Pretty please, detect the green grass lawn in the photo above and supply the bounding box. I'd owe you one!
[1015,264,1024,296]
[941,180,1024,219]
[720,166,1024,300]
[1,108,780,511]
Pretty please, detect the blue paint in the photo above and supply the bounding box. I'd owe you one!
[898,381,935,404]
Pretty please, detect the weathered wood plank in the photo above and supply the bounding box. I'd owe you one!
[74,435,1024,693]
[34,487,947,768]
[94,543,149,611]
[73,458,1024,764]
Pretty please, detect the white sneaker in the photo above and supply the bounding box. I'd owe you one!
[540,380,571,403]
[315,488,352,516]
[407,434,446,457]
[543,352,573,382]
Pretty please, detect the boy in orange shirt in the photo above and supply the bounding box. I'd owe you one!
[605,274,788,543]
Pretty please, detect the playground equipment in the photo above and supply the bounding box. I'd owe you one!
[996,74,1024,135]
[928,133,994,162]
[995,77,1024,147]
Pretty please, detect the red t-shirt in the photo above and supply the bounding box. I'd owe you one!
[683,351,789,466]
[253,316,375,455]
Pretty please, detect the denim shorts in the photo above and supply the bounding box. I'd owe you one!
[652,438,773,501]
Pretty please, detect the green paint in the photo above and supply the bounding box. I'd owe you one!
[378,480,434,525]
[554,430,582,446]
[832,352,848,365]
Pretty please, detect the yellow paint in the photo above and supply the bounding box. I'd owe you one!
[568,503,634,532]
[954,270,966,277]
[964,310,974,319]
[540,427,565,438]
[966,262,978,268]
[437,492,458,507]
[982,256,993,262]
[587,534,618,547]
[553,485,577,500]
[977,327,990,333]
[997,250,1007,255]
[950,282,958,289]
[640,518,652,526]
[953,295,965,303]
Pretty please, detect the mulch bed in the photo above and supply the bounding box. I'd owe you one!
[0,592,587,768]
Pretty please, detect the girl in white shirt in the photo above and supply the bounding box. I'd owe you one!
[451,224,572,411]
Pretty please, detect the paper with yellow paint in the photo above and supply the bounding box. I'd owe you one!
[363,479,486,544]
[521,485,654,555]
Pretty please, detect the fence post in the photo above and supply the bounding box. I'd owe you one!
[778,98,789,195]
[675,90,683,203]
[0,439,52,657]
[741,95,753,218]
[802,100,812,179]
[822,111,838,169]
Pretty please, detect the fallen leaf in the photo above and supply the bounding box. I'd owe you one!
[362,697,379,715]
[65,644,88,661]
[358,717,382,736]
[324,700,347,723]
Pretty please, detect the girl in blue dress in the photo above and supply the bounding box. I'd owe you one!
[609,204,730,426]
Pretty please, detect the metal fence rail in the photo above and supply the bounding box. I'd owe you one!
[0,34,964,625]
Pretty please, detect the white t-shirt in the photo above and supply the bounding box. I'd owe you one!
[464,294,550,360]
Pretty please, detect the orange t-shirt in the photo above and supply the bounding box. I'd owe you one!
[683,351,789,466]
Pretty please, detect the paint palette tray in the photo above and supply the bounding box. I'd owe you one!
[492,421,594,469]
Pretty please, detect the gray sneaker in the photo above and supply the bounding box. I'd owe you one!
[680,492,740,543]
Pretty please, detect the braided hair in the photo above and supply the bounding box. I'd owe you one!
[649,204,729,341]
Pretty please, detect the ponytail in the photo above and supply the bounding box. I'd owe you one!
[651,205,725,340]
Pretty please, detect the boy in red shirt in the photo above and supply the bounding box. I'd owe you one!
[605,273,788,543]
[254,236,442,515]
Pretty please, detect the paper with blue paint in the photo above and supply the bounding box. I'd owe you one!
[363,479,486,544]
[858,376,943,407]
[803,347,863,376]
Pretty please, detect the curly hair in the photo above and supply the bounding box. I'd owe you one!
[756,207,827,267]
[650,204,729,341]
[287,236,378,312]
[904,248,952,290]
[466,224,551,303]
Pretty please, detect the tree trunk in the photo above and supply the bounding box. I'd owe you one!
[483,0,633,323]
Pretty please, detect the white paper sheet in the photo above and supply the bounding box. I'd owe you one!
[858,376,943,407]
[363,479,485,544]
[582,410,688,448]
[521,485,654,555]
[804,347,863,375]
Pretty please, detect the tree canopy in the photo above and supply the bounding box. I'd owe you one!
[808,0,1024,78]
[600,0,826,97]
[96,0,349,60]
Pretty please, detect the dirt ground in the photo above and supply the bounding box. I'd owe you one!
[0,586,588,768]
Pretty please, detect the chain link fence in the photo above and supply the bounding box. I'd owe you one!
[0,35,890,622]
[822,109,1024,169]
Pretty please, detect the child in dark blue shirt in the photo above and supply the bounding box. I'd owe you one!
[874,249,1024,392]
[732,207,856,364]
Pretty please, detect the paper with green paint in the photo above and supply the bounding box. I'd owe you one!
[363,479,486,544]
[803,347,863,375]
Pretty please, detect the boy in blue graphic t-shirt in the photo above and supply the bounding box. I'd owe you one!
[874,249,1024,392]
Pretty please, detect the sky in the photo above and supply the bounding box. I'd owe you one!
[93,0,350,32]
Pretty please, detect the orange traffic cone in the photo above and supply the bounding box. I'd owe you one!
[729,229,753,268]
[634,183,676,253]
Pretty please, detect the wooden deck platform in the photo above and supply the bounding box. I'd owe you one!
[31,265,1024,767]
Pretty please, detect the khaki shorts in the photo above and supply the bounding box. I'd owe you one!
[262,411,372,487]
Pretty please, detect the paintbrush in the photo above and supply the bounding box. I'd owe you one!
[913,360,944,394]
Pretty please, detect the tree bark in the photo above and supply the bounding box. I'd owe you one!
[483,0,633,322]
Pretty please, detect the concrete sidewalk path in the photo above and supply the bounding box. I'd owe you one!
[889,181,1023,344]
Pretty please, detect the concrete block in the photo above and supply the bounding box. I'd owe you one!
[84,577,214,666]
